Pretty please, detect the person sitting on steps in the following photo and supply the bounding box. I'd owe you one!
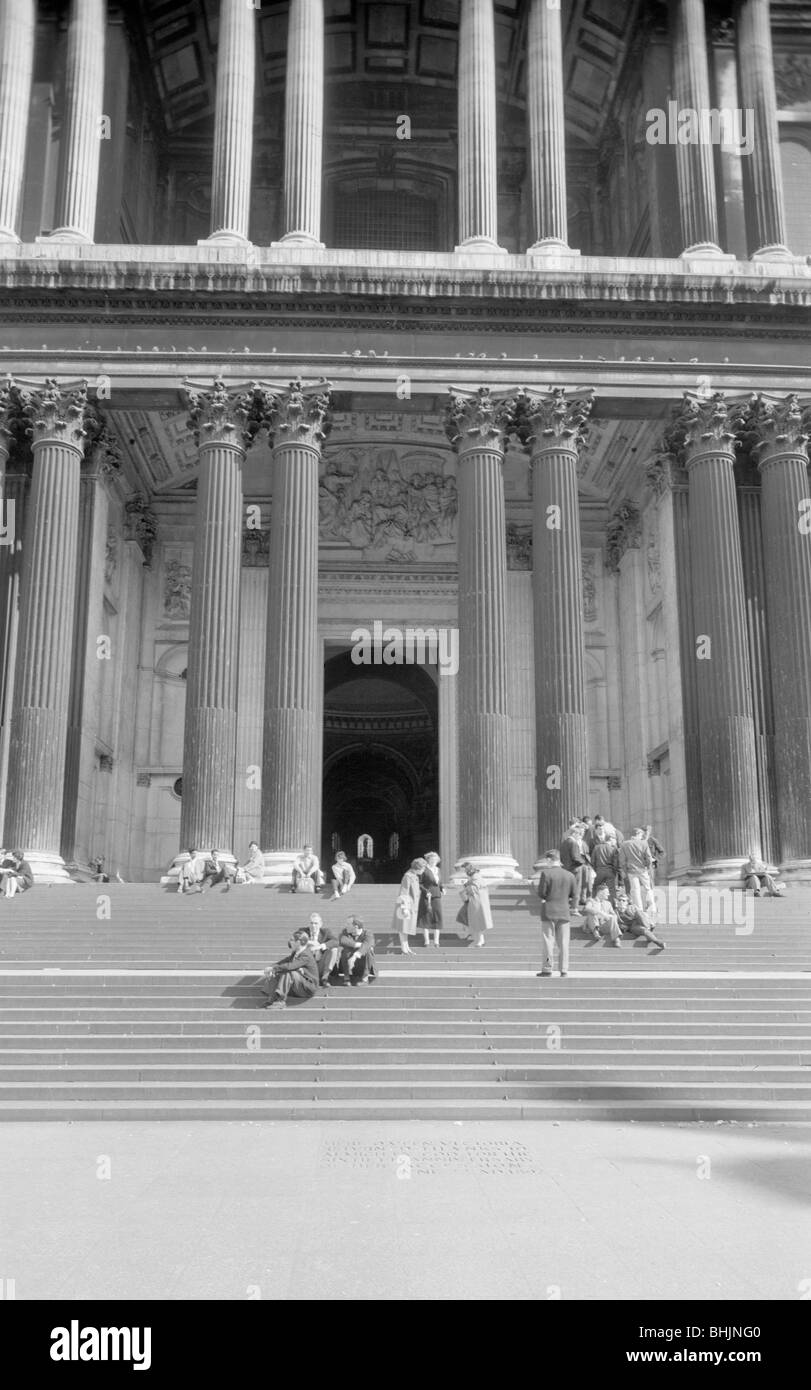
[742,853,785,898]
[330,851,356,901]
[582,883,623,946]
[307,912,342,987]
[259,928,320,1010]
[291,845,321,894]
[0,849,34,898]
[614,890,666,952]
[339,916,377,985]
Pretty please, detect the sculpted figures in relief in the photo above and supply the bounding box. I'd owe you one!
[319,447,457,559]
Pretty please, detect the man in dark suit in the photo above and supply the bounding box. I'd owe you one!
[537,850,578,978]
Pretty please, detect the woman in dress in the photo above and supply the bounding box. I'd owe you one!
[391,858,425,954]
[418,851,445,948]
[459,861,493,947]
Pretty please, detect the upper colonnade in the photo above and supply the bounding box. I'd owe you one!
[0,0,801,261]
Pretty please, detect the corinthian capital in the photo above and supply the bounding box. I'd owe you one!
[444,386,514,452]
[739,392,811,467]
[263,377,333,449]
[20,378,91,453]
[513,387,594,454]
[664,391,744,464]
[185,377,265,450]
[0,376,30,465]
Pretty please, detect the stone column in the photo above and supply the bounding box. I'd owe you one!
[260,379,331,880]
[4,380,92,881]
[0,381,28,841]
[671,0,723,255]
[444,388,519,881]
[178,380,262,859]
[202,0,256,245]
[735,0,790,258]
[515,388,593,858]
[745,394,811,868]
[274,0,324,247]
[666,392,761,873]
[526,0,572,254]
[0,0,35,241]
[45,0,106,243]
[456,0,504,252]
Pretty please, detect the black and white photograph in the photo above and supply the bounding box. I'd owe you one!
[0,0,809,1362]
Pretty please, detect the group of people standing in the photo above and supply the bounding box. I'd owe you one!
[391,855,493,952]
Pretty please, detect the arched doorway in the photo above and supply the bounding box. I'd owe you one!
[322,650,439,883]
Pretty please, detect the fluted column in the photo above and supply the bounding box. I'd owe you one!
[667,392,761,872]
[735,0,790,258]
[0,0,35,241]
[4,380,92,881]
[444,388,518,881]
[275,0,324,247]
[179,380,261,857]
[46,0,106,243]
[260,379,331,879]
[515,388,593,856]
[456,0,504,252]
[745,394,811,866]
[671,0,723,255]
[526,0,570,253]
[202,0,256,244]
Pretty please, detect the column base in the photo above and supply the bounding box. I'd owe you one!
[527,239,581,258]
[270,232,325,249]
[752,244,793,262]
[775,859,811,884]
[0,230,20,244]
[450,853,522,887]
[454,237,507,254]
[679,243,735,260]
[260,850,312,887]
[35,229,93,244]
[21,851,76,885]
[198,231,253,247]
[685,858,749,886]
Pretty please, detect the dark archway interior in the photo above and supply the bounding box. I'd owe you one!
[322,649,439,883]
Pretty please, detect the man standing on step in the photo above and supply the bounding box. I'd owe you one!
[618,827,656,916]
[259,928,320,1010]
[536,850,577,979]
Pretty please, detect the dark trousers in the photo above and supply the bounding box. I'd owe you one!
[261,969,317,1003]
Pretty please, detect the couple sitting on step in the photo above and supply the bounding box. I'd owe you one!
[0,849,34,899]
[291,845,356,900]
[259,914,377,1009]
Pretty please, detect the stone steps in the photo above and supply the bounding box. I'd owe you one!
[0,884,809,1119]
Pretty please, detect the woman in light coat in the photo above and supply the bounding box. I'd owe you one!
[391,857,425,954]
[459,862,493,947]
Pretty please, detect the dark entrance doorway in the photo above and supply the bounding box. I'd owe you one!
[322,648,439,884]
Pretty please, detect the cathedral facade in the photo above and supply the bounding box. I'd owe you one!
[1,0,810,884]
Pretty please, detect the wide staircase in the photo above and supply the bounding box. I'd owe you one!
[0,882,808,1120]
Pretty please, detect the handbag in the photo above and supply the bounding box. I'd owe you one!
[395,895,413,922]
[455,901,469,927]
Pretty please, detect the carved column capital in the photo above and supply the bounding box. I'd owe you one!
[606,499,643,574]
[19,378,91,454]
[184,377,265,451]
[664,390,745,466]
[444,386,514,454]
[739,392,811,470]
[262,377,332,449]
[514,386,594,455]
[0,376,31,467]
[124,493,158,569]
